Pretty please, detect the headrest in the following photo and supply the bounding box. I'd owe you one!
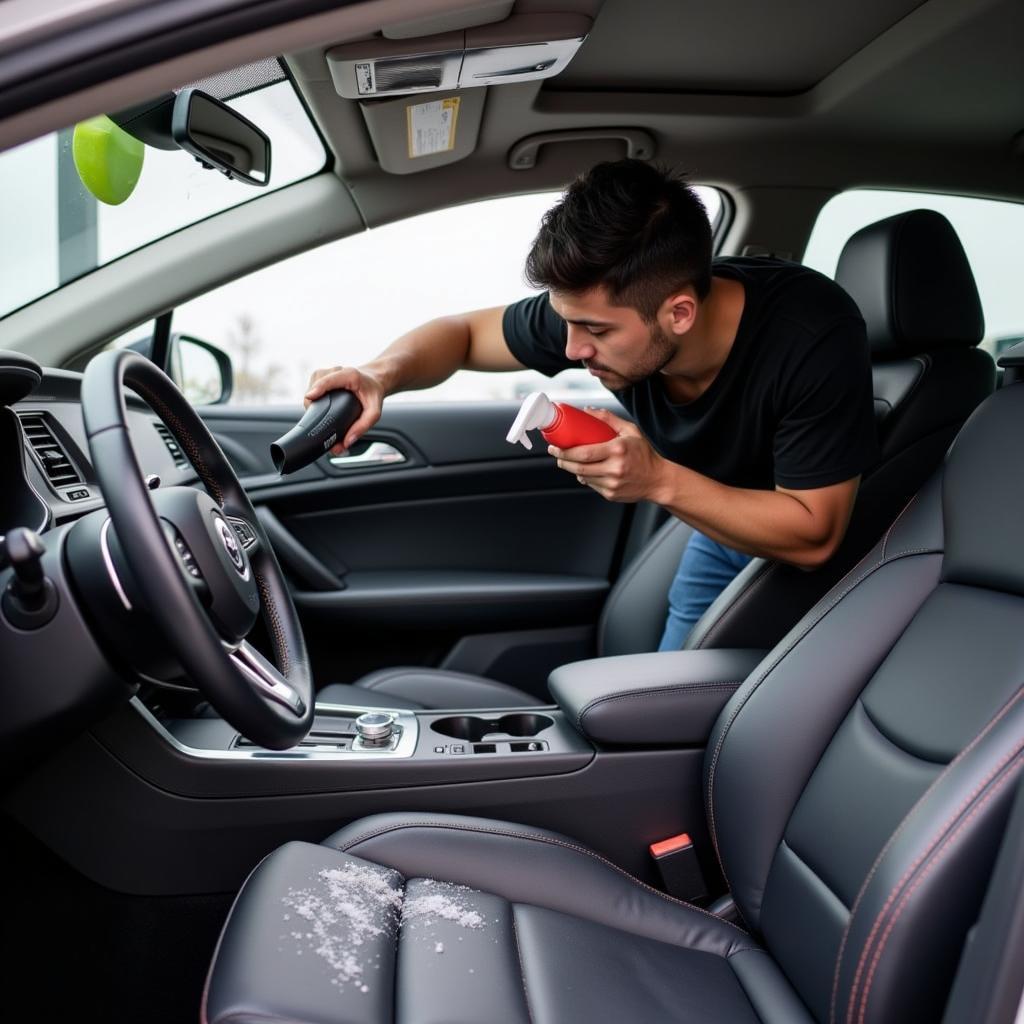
[942,382,1024,596]
[835,209,984,361]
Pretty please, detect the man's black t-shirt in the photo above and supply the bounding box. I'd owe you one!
[502,256,879,491]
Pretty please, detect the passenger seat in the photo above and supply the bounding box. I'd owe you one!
[316,210,995,709]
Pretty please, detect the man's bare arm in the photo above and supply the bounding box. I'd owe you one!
[551,407,860,569]
[653,470,859,568]
[360,306,524,391]
[304,306,523,451]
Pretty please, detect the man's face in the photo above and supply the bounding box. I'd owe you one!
[548,287,678,392]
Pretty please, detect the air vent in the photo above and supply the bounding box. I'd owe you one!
[154,423,188,468]
[18,413,83,488]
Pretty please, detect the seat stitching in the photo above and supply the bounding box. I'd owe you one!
[881,491,920,560]
[705,546,937,866]
[853,750,1024,1024]
[692,561,773,650]
[841,701,1023,1022]
[705,546,941,896]
[578,682,742,733]
[510,909,536,1024]
[828,691,1024,1021]
[844,724,1024,1024]
[335,820,756,945]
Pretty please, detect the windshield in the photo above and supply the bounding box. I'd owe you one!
[0,71,326,321]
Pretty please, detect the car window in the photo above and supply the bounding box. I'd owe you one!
[166,186,723,405]
[803,190,1023,359]
[0,75,325,321]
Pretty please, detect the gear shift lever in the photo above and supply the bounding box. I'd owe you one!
[1,527,59,627]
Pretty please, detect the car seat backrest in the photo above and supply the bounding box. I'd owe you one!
[595,511,693,656]
[678,209,995,654]
[707,381,1024,1023]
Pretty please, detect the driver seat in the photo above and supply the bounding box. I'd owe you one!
[203,378,1024,1023]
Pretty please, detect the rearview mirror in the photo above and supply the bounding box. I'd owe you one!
[171,89,271,186]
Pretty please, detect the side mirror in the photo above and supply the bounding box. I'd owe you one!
[123,331,233,403]
[169,334,234,405]
[171,89,271,186]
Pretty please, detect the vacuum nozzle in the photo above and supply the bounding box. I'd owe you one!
[270,391,362,475]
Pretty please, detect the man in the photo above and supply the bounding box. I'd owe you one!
[305,160,878,649]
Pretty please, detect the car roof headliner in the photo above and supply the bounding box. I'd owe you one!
[1,0,1020,366]
[1,0,1021,214]
[282,0,1023,224]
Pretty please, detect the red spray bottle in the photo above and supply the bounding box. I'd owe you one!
[506,392,618,451]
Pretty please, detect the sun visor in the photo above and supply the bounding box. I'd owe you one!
[358,87,486,174]
[326,13,591,99]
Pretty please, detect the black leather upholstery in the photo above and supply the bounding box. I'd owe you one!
[834,209,984,360]
[206,379,1024,1024]
[549,648,766,745]
[316,210,993,709]
[204,819,812,1024]
[318,667,538,711]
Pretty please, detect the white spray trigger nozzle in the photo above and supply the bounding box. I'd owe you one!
[505,391,557,450]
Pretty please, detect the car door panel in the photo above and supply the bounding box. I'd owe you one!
[199,400,631,694]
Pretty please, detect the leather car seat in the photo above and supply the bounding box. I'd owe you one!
[317,209,994,710]
[204,374,1024,1024]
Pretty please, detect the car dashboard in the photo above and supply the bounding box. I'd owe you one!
[1,368,198,537]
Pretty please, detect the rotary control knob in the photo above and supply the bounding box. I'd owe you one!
[355,711,396,746]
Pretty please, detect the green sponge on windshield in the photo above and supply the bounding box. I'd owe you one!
[72,115,145,206]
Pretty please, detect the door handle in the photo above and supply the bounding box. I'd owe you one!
[327,441,406,469]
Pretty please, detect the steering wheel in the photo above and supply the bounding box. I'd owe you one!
[81,349,314,749]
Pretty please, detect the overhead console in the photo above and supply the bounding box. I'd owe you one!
[325,7,594,174]
[326,13,591,99]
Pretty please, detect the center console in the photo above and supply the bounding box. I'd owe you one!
[5,647,765,898]
[140,698,590,779]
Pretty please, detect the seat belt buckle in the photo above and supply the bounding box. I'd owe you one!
[649,833,707,902]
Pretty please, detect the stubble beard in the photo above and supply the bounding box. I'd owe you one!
[585,322,677,392]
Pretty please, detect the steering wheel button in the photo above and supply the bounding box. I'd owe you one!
[228,519,256,548]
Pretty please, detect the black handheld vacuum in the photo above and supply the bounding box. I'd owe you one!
[270,390,362,475]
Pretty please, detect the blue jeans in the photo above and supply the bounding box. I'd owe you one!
[657,530,753,651]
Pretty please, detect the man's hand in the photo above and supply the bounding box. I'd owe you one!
[304,366,385,455]
[549,407,670,503]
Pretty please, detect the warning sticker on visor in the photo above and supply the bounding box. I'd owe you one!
[406,98,460,158]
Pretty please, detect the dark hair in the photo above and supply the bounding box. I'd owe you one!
[525,160,713,320]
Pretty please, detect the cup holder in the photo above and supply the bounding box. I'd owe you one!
[431,713,554,743]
